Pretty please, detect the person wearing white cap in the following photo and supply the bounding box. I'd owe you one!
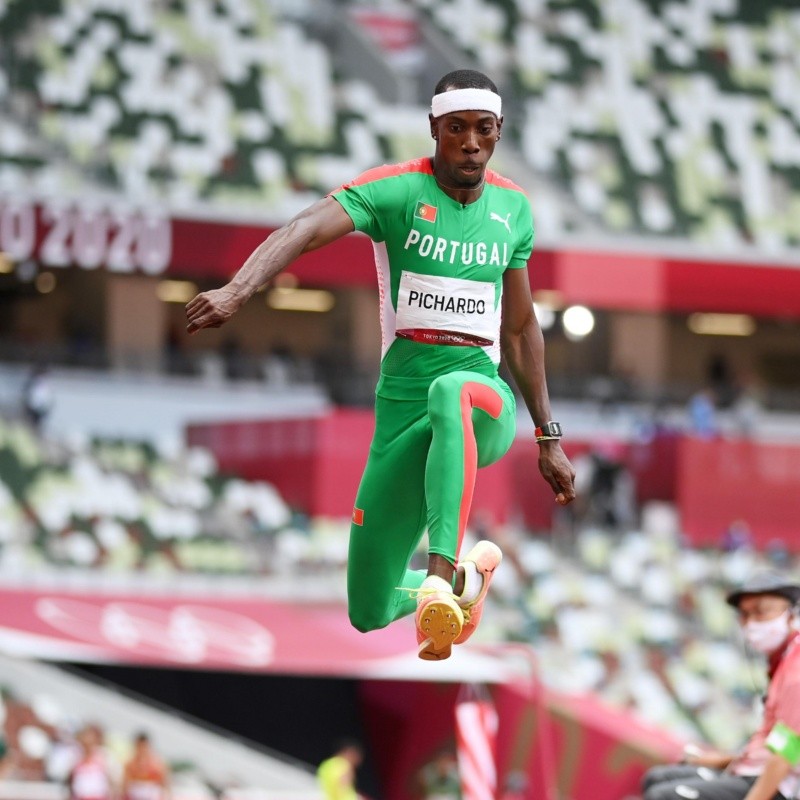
[642,572,800,800]
[186,70,575,660]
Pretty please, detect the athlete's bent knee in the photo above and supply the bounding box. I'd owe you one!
[427,374,462,421]
[348,606,391,634]
[428,373,461,402]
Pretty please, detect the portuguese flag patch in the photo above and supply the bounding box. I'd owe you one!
[415,201,438,223]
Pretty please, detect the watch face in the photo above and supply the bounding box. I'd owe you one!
[544,422,562,437]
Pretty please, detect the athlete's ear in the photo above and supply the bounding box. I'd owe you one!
[496,115,504,139]
[429,113,438,140]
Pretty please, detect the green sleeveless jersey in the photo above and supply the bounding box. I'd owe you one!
[332,157,534,400]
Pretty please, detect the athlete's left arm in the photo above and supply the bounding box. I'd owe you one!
[500,268,576,506]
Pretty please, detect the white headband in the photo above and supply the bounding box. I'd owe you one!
[431,88,502,119]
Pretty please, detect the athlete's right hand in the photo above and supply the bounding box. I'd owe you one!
[537,440,577,506]
[186,286,245,334]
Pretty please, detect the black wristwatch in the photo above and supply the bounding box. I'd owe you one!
[535,421,563,441]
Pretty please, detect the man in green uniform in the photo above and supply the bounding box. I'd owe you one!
[186,69,576,660]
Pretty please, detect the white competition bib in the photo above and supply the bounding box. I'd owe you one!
[395,271,497,346]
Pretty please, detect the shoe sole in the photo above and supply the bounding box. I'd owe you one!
[417,598,463,661]
[418,637,451,661]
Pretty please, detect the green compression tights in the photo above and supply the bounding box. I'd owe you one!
[347,370,516,633]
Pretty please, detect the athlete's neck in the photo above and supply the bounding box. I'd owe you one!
[431,158,485,206]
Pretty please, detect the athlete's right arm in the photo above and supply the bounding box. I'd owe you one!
[185,197,354,334]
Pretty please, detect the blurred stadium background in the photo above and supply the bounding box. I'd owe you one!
[0,0,799,798]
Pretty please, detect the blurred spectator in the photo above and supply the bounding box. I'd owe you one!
[46,728,82,784]
[317,738,364,800]
[2,689,54,781]
[500,770,528,800]
[221,338,247,382]
[413,746,461,799]
[721,520,753,554]
[687,388,718,438]
[0,746,10,781]
[573,440,637,530]
[641,572,800,800]
[22,365,54,432]
[706,355,736,411]
[262,344,294,388]
[765,541,792,572]
[67,724,118,800]
[164,325,195,377]
[122,733,169,800]
[731,370,766,438]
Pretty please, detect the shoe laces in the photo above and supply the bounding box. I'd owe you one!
[396,586,472,623]
[396,585,453,600]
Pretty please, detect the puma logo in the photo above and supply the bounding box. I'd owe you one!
[490,211,512,234]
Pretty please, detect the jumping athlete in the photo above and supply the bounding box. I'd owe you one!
[186,70,576,660]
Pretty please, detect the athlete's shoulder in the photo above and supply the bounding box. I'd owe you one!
[338,158,433,190]
[485,169,528,197]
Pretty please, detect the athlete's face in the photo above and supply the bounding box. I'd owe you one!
[429,109,503,189]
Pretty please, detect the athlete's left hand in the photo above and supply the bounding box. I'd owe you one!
[537,441,576,505]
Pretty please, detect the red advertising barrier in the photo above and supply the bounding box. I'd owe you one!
[187,409,513,524]
[506,439,595,531]
[677,436,800,548]
[629,432,681,502]
[0,587,422,675]
[188,411,371,516]
[189,412,800,549]
[350,7,421,57]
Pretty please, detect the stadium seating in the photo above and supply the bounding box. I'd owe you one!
[0,414,354,576]
[0,0,429,214]
[3,0,799,250]
[411,0,800,250]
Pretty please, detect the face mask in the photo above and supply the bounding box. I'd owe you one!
[743,611,792,653]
